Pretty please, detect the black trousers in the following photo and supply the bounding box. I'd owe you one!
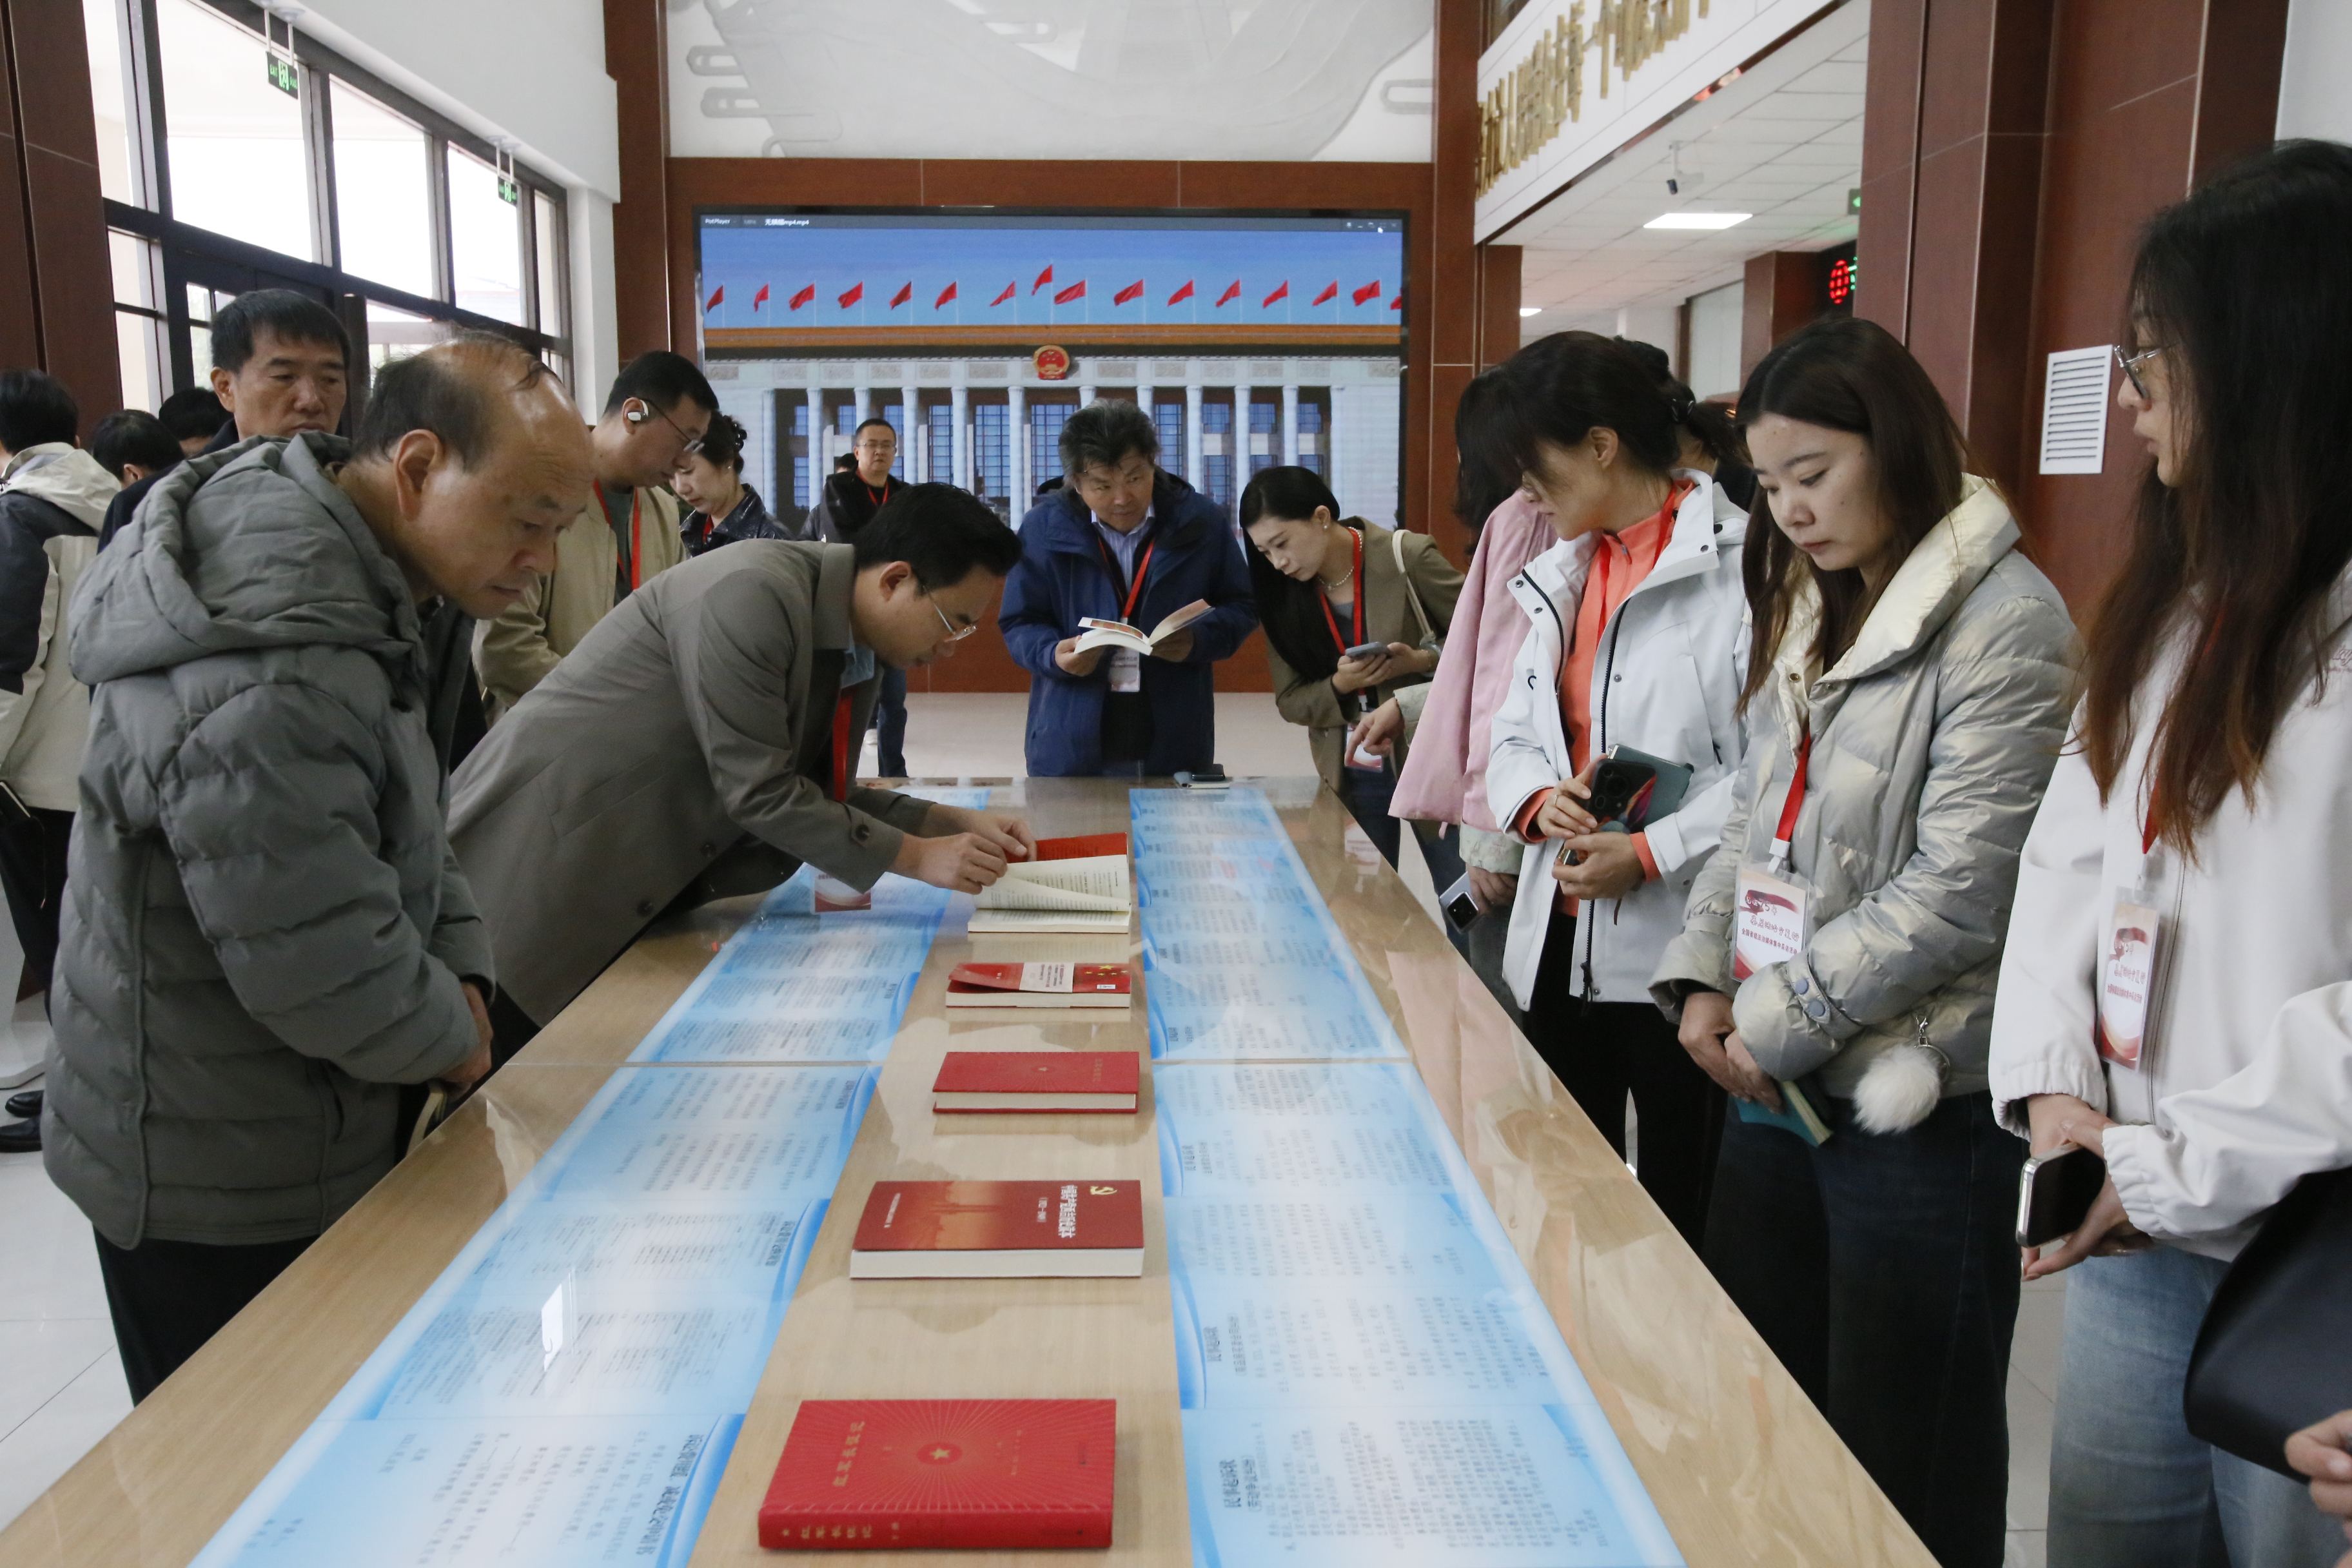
[1703,1090,2025,1568]
[487,987,542,1069]
[0,803,72,992]
[95,1230,315,1403]
[871,666,908,778]
[1524,912,1724,1249]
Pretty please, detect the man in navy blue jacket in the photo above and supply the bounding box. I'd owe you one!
[1000,400,1257,776]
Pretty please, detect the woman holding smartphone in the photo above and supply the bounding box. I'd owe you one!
[1990,141,2352,1567]
[1239,466,1463,870]
[1482,331,1750,1248]
[1649,315,2075,1568]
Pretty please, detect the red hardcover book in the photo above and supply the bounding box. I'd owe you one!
[758,1397,1115,1551]
[945,962,1132,1012]
[932,1050,1139,1112]
[1034,832,1128,861]
[851,1180,1144,1278]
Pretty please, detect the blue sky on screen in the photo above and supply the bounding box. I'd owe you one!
[696,215,1405,329]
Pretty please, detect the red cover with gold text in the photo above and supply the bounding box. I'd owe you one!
[851,1180,1144,1273]
[932,1051,1139,1097]
[758,1397,1115,1550]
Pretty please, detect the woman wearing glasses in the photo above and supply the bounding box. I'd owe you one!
[1990,140,2352,1568]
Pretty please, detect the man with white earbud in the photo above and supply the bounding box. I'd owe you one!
[476,351,714,718]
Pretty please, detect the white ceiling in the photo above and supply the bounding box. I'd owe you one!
[1500,0,1867,329]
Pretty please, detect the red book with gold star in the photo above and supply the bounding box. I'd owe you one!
[758,1397,1116,1551]
[850,1179,1144,1278]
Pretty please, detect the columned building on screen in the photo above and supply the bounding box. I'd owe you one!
[696,212,1407,533]
[705,355,1401,533]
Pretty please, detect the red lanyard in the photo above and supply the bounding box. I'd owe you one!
[864,478,894,511]
[1315,527,1366,656]
[1094,533,1157,620]
[595,483,645,591]
[1770,726,1812,867]
[830,691,854,802]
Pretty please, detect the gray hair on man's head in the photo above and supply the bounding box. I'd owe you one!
[1059,398,1159,478]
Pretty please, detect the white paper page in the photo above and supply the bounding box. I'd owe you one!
[975,855,1132,912]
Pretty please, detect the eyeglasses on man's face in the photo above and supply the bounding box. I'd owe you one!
[642,400,705,456]
[928,595,978,643]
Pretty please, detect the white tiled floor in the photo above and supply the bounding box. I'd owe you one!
[0,691,2070,1555]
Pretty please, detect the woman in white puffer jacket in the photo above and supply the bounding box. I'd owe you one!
[1989,140,2352,1568]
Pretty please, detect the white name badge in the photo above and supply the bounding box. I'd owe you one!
[2097,892,2162,1068]
[1110,647,1142,693]
[1733,865,1811,981]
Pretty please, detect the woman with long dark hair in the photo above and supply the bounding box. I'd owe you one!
[1651,315,2076,1568]
[1240,465,1462,868]
[1482,331,1751,1248]
[1990,140,2352,1567]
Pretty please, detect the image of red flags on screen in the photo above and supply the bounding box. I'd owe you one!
[703,284,724,311]
[1033,264,1054,293]
[838,282,864,309]
[751,283,770,311]
[1215,280,1241,307]
[1389,294,1404,310]
[1262,281,1289,308]
[991,280,1015,306]
[936,281,959,308]
[1167,280,1195,306]
[789,284,815,310]
[1310,281,1338,306]
[1113,280,1144,306]
[1352,280,1382,306]
[888,282,912,308]
[1054,279,1086,304]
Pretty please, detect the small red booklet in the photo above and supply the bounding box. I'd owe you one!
[1034,832,1128,861]
[851,1179,1145,1278]
[945,962,1133,1011]
[932,1050,1139,1113]
[759,1397,1115,1551]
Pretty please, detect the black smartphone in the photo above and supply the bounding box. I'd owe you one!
[2016,1145,2108,1247]
[1585,756,1659,825]
[1439,872,1482,931]
[1175,764,1230,790]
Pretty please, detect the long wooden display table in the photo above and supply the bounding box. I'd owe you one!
[0,778,1930,1566]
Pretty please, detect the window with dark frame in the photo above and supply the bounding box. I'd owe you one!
[81,0,571,422]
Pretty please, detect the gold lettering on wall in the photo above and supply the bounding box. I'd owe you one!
[1478,0,1711,197]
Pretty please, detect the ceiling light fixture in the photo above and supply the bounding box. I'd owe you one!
[1519,306,1544,317]
[1643,211,1752,231]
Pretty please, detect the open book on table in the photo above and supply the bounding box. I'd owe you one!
[968,854,1132,934]
[1073,599,1211,658]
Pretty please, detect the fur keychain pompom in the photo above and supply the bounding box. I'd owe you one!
[1852,1043,1946,1133]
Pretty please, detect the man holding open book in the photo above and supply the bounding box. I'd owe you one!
[1000,400,1257,777]
[449,485,1035,1058]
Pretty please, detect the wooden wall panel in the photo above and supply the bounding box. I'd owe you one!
[0,3,39,371]
[604,0,671,360]
[0,0,118,426]
[1740,251,1818,379]
[2010,0,2286,610]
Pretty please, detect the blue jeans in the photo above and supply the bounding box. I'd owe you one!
[2049,1246,2344,1567]
[870,667,908,778]
[1705,1090,2025,1568]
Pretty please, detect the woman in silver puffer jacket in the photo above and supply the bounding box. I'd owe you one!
[1650,317,2077,1568]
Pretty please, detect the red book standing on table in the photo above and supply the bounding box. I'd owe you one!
[760,1398,1116,1551]
[932,1050,1139,1111]
[851,1179,1145,1277]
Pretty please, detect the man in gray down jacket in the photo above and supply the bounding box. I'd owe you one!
[43,333,593,1403]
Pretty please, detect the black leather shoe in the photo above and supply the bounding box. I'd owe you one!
[0,1118,38,1154]
[5,1089,38,1119]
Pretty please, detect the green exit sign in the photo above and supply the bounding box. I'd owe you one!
[1848,186,1861,217]
[498,176,520,206]
[265,52,298,97]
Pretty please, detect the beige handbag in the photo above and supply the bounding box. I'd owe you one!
[1393,528,1440,653]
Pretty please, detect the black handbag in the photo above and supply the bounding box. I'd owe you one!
[2183,1166,2352,1478]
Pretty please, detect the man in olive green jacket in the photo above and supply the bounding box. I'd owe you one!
[475,350,712,716]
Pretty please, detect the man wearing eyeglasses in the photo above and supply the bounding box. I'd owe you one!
[475,351,715,718]
[449,484,1033,1059]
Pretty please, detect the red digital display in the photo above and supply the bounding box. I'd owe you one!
[1827,256,1855,306]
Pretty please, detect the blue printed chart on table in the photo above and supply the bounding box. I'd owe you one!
[1133,788,1408,1061]
[1133,788,1685,1568]
[631,785,994,1064]
[186,1061,878,1567]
